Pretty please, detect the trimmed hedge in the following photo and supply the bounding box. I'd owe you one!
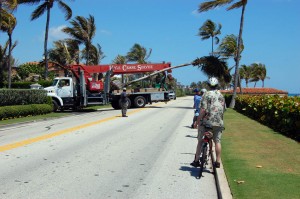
[3,80,53,89]
[0,89,49,106]
[234,95,300,141]
[0,104,53,120]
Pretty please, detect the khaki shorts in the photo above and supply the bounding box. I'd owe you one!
[198,125,224,143]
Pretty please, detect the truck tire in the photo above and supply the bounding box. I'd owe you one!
[118,98,131,109]
[52,100,59,112]
[133,96,146,108]
[111,101,121,109]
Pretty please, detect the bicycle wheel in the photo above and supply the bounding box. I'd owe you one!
[198,145,208,179]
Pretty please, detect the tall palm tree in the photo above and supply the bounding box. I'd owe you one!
[126,43,153,87]
[0,41,9,87]
[0,0,17,38]
[112,55,127,65]
[63,15,96,65]
[198,19,221,55]
[18,0,73,79]
[217,34,244,61]
[112,55,129,85]
[217,34,244,91]
[126,43,152,64]
[1,12,16,88]
[239,64,252,87]
[250,63,269,87]
[48,39,79,66]
[81,43,105,65]
[199,0,248,108]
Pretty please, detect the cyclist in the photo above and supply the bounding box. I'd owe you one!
[190,77,225,168]
[192,88,206,128]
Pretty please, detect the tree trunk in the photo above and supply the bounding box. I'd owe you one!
[44,7,51,79]
[211,37,214,56]
[8,34,12,88]
[229,5,246,108]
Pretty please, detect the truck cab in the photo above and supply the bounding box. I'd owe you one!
[44,77,77,111]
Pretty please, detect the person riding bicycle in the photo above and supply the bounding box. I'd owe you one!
[190,77,225,168]
[191,89,206,128]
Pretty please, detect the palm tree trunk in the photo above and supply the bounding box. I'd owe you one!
[8,34,12,88]
[211,37,214,56]
[0,2,2,40]
[229,5,246,108]
[44,7,51,79]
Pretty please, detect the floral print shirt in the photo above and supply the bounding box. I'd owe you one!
[200,90,225,127]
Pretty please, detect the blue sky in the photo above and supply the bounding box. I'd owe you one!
[2,0,300,93]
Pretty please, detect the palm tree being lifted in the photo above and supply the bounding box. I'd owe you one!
[18,0,73,79]
[198,19,221,56]
[199,0,248,108]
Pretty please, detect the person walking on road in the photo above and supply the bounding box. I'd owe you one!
[190,77,225,168]
[121,87,129,117]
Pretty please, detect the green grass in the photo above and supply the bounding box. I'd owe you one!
[222,109,300,199]
[0,104,112,127]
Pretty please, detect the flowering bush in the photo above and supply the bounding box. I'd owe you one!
[235,95,300,141]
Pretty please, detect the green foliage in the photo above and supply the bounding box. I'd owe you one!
[175,88,186,97]
[0,89,48,106]
[235,95,300,141]
[3,80,53,89]
[17,63,44,79]
[0,104,53,120]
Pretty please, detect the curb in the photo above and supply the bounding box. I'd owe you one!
[211,144,233,199]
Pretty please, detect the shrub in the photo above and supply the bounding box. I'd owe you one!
[235,95,300,141]
[0,104,53,120]
[0,89,48,106]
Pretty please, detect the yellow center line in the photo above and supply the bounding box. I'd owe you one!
[0,108,147,153]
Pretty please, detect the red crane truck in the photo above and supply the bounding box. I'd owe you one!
[44,62,175,111]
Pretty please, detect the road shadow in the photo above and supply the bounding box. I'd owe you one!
[186,135,197,138]
[184,125,194,129]
[179,166,214,179]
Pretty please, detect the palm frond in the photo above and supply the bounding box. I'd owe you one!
[58,1,72,20]
[31,2,48,20]
[199,0,233,12]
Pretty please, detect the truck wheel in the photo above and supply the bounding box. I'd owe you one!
[134,96,146,108]
[52,100,59,112]
[111,101,120,109]
[118,99,131,109]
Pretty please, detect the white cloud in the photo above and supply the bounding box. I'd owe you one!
[99,29,111,35]
[49,25,68,41]
[191,9,199,17]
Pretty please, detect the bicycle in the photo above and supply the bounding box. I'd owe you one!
[197,126,213,179]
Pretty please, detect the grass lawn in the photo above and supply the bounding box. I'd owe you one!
[222,109,300,199]
[0,104,112,127]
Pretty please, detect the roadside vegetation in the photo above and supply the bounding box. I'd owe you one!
[0,103,112,126]
[223,109,300,199]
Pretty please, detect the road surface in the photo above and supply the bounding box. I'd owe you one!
[0,96,218,199]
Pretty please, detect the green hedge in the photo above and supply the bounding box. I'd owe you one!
[234,95,300,141]
[0,104,53,120]
[3,80,53,89]
[0,89,49,106]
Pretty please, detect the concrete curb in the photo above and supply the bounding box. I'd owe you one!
[211,144,233,199]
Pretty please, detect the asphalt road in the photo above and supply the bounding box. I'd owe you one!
[0,96,218,199]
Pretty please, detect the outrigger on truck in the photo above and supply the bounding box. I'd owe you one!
[44,62,190,111]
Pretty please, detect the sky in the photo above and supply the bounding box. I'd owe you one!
[1,0,299,94]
